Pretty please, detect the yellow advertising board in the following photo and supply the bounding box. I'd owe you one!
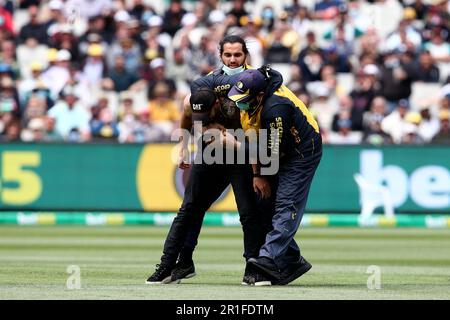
[136,144,237,211]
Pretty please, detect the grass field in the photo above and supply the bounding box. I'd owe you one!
[0,226,449,300]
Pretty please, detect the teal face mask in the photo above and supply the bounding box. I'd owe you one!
[236,101,250,110]
[222,65,245,76]
[235,95,263,112]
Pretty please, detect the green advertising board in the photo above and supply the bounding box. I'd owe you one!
[0,143,449,213]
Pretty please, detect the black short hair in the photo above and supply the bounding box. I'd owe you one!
[219,35,249,56]
[190,87,216,113]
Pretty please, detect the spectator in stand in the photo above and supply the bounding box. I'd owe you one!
[119,108,162,143]
[298,31,322,59]
[274,11,302,62]
[381,98,411,144]
[147,14,172,57]
[265,25,292,64]
[0,76,19,115]
[22,94,47,125]
[323,43,352,73]
[162,0,187,37]
[0,99,16,136]
[327,117,362,144]
[309,82,337,133]
[401,122,425,145]
[18,62,46,104]
[297,47,325,83]
[260,5,276,33]
[362,96,392,145]
[45,0,67,41]
[147,58,176,100]
[144,18,167,60]
[0,39,19,80]
[22,117,48,142]
[240,15,265,69]
[323,3,365,45]
[415,50,440,83]
[42,115,63,142]
[90,107,119,141]
[104,55,140,92]
[385,8,422,53]
[65,0,113,21]
[118,111,139,143]
[431,109,450,144]
[89,94,109,122]
[0,0,14,34]
[1,0,450,145]
[407,0,429,21]
[18,4,49,45]
[417,104,440,142]
[424,27,450,64]
[166,47,192,94]
[79,15,114,46]
[0,118,20,141]
[358,27,381,58]
[331,95,360,132]
[350,65,380,129]
[47,85,91,141]
[291,6,313,39]
[78,32,108,60]
[314,0,343,20]
[378,49,416,113]
[147,81,180,141]
[81,43,108,87]
[108,33,142,75]
[117,93,137,121]
[186,33,219,79]
[227,0,248,27]
[50,24,80,62]
[40,49,72,100]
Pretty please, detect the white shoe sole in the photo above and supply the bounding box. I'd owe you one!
[254,281,272,286]
[145,276,180,285]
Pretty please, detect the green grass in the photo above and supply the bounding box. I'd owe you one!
[0,226,449,300]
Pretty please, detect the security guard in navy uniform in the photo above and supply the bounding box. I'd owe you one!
[218,67,323,285]
[146,36,271,285]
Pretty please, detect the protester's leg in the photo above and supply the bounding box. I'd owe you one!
[160,163,229,267]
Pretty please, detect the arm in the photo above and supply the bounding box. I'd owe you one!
[251,163,271,199]
[191,72,241,96]
[178,94,194,169]
[261,104,293,160]
[219,131,272,198]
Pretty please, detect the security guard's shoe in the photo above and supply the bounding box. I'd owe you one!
[146,264,179,284]
[253,271,272,286]
[277,257,312,286]
[170,260,196,282]
[242,262,272,286]
[248,257,282,281]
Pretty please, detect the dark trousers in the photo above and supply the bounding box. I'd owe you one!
[160,162,270,267]
[259,134,322,270]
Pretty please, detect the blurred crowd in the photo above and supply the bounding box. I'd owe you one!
[0,0,449,144]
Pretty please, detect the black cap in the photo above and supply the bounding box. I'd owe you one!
[190,87,217,122]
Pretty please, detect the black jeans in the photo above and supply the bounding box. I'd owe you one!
[160,162,271,267]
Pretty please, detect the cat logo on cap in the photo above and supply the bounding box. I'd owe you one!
[192,104,203,111]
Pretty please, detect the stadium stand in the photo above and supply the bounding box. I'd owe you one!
[0,0,449,145]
